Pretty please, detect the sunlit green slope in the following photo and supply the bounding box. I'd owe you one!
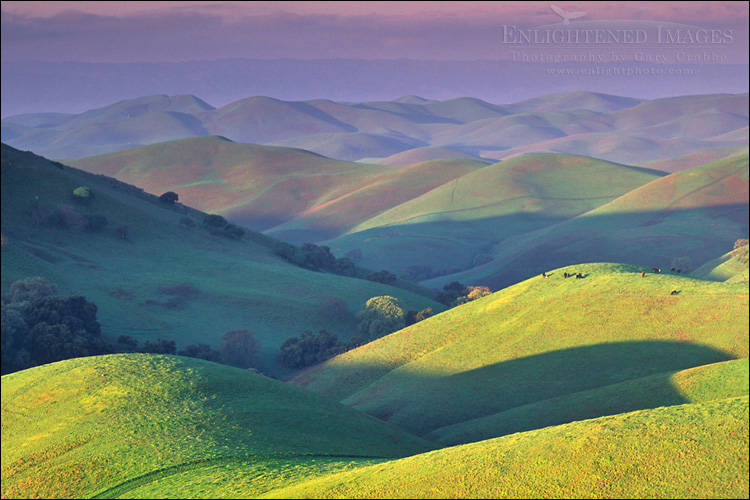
[290,263,749,438]
[431,153,748,291]
[691,244,749,283]
[0,354,434,499]
[1,144,442,377]
[325,152,664,274]
[261,397,748,499]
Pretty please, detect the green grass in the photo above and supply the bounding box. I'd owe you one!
[3,264,747,498]
[1,354,434,499]
[65,137,486,242]
[431,152,749,291]
[291,263,749,437]
[1,144,443,378]
[691,245,749,283]
[426,358,749,445]
[325,153,664,274]
[260,397,749,499]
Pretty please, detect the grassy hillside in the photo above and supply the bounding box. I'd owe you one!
[426,358,749,445]
[371,146,491,166]
[325,153,664,276]
[507,91,644,113]
[262,397,748,499]
[435,153,749,291]
[1,354,434,499]
[291,263,748,438]
[691,244,749,283]
[1,144,442,377]
[66,136,486,243]
[634,146,748,173]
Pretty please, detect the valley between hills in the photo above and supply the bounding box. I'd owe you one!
[1,90,748,498]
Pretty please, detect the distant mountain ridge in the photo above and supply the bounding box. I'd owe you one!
[3,91,747,165]
[3,58,748,118]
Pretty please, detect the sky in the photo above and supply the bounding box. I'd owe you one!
[1,1,748,116]
[2,1,748,62]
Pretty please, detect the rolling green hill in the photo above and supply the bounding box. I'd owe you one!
[1,143,442,377]
[432,153,749,291]
[261,396,748,499]
[290,263,749,439]
[3,262,746,498]
[0,354,434,499]
[324,153,665,275]
[691,243,749,283]
[65,136,486,243]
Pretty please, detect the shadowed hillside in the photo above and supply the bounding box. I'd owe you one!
[429,153,749,291]
[65,136,488,242]
[291,263,748,439]
[323,153,665,276]
[261,397,748,499]
[1,144,442,378]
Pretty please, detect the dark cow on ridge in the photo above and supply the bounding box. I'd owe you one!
[576,273,583,279]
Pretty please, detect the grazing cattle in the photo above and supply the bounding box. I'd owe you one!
[671,268,675,271]
[542,272,547,278]
[670,290,678,295]
[576,273,583,279]
[677,269,681,273]
[563,272,569,278]
[651,268,661,273]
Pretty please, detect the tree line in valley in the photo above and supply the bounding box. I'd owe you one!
[0,276,492,376]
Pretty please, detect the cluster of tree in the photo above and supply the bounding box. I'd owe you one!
[732,238,749,264]
[355,295,406,339]
[2,277,264,375]
[366,269,398,285]
[1,277,110,375]
[277,329,364,369]
[405,307,434,326]
[117,328,261,370]
[202,214,245,239]
[274,242,355,276]
[278,295,436,370]
[159,191,179,204]
[436,281,492,307]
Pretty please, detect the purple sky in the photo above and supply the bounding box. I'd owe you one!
[2,1,748,63]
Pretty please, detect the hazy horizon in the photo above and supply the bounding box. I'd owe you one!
[2,1,748,116]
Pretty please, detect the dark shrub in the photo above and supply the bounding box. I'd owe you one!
[159,191,179,204]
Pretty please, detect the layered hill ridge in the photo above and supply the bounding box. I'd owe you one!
[428,153,749,290]
[290,262,749,439]
[1,144,442,377]
[323,153,665,274]
[65,136,488,242]
[63,140,748,288]
[261,396,748,499]
[3,92,747,164]
[3,264,747,498]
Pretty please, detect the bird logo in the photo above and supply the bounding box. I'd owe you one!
[550,4,587,25]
